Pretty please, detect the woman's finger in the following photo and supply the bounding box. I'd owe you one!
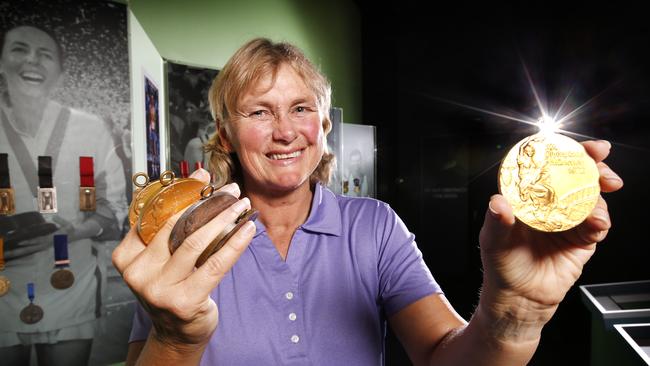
[582,140,611,163]
[184,220,256,298]
[597,161,624,193]
[111,227,147,275]
[189,168,211,183]
[162,197,251,276]
[559,196,611,246]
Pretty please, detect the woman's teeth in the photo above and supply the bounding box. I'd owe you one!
[269,150,302,160]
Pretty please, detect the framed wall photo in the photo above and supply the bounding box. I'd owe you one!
[0,1,131,364]
[165,61,219,177]
[327,107,343,194]
[341,123,376,198]
[144,75,160,179]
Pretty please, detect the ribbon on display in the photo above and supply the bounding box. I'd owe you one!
[194,161,203,171]
[0,153,14,215]
[79,156,96,211]
[51,234,74,289]
[38,156,57,213]
[54,234,70,268]
[180,160,189,178]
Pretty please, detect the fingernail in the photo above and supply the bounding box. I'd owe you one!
[488,201,500,218]
[599,140,612,149]
[603,171,622,182]
[242,221,256,234]
[221,182,239,194]
[234,197,250,212]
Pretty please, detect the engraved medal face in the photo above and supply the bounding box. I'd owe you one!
[50,268,75,289]
[0,188,15,215]
[20,303,43,324]
[195,209,258,268]
[0,275,10,296]
[79,187,96,211]
[498,132,600,232]
[137,178,205,244]
[37,187,58,213]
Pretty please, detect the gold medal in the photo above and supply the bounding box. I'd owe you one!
[498,132,600,232]
[0,275,10,296]
[136,173,205,244]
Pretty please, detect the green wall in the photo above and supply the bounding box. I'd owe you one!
[129,0,362,122]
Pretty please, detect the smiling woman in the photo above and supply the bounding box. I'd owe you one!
[0,23,127,366]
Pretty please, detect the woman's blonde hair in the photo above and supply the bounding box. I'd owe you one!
[206,38,335,188]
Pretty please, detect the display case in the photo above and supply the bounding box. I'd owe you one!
[580,280,650,366]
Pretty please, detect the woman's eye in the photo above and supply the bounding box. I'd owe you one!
[249,110,270,120]
[11,46,28,55]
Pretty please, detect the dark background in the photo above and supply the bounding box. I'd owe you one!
[357,3,650,365]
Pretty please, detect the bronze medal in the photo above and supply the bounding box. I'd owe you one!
[20,303,44,324]
[0,275,10,296]
[50,268,75,289]
[170,186,258,267]
[195,209,258,267]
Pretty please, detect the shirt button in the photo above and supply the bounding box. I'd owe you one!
[285,291,294,300]
[288,312,297,321]
[291,334,300,343]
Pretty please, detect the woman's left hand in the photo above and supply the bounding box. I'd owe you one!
[477,140,623,338]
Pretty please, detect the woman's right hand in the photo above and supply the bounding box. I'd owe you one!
[112,172,255,350]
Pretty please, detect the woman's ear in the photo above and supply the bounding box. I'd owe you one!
[218,125,234,153]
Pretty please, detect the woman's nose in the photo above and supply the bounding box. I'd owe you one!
[272,113,297,142]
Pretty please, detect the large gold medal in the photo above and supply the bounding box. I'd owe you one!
[498,132,600,232]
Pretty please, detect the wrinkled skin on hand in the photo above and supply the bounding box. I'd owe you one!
[479,140,623,330]
[112,169,256,348]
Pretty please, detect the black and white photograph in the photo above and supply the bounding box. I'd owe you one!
[0,1,130,365]
[341,123,376,198]
[326,107,343,194]
[166,61,218,177]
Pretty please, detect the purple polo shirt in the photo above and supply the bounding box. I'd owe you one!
[129,183,441,365]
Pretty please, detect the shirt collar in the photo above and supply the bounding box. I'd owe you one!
[253,182,342,237]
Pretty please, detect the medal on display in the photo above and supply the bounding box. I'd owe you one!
[50,234,74,289]
[79,156,96,211]
[0,237,10,296]
[498,122,600,232]
[0,153,15,215]
[20,283,44,324]
[37,156,57,213]
[169,185,258,267]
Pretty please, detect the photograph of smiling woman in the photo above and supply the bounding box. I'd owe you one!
[0,1,130,365]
